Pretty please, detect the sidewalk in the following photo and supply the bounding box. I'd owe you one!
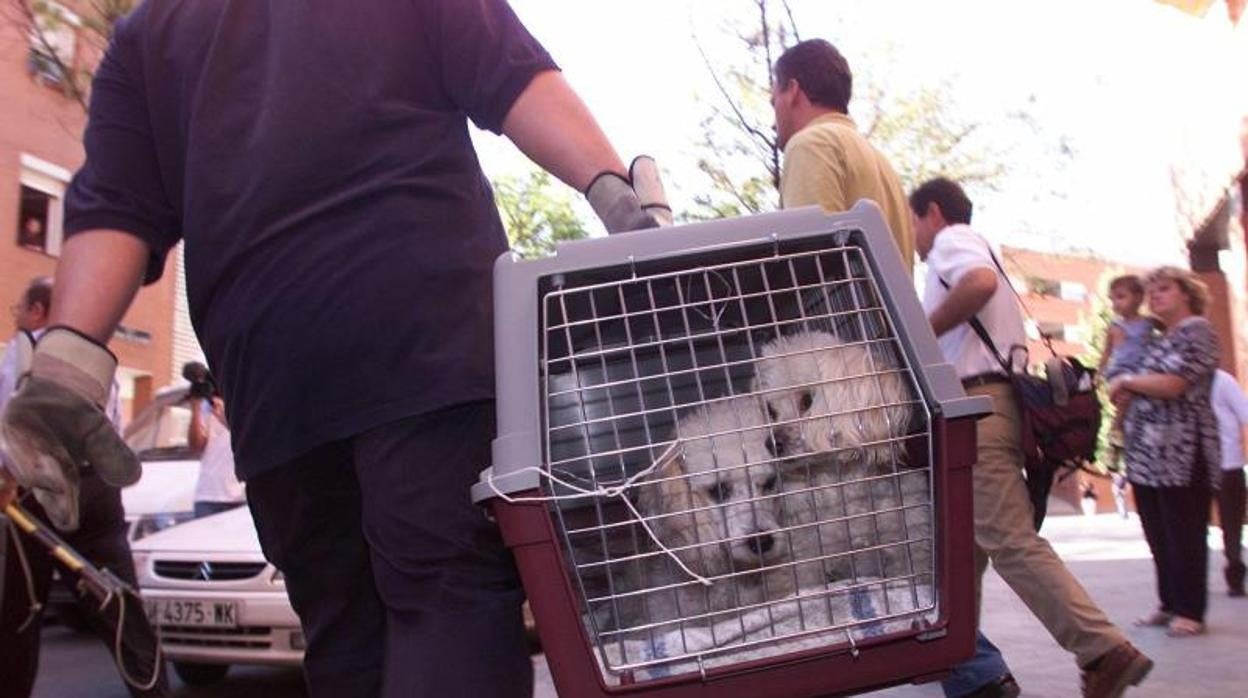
[533,514,1248,697]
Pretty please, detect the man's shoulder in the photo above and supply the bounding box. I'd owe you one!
[931,224,987,254]
[786,116,859,153]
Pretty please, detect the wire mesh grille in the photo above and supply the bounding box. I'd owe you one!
[539,237,937,683]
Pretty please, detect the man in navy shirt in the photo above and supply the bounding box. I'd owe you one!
[0,2,668,696]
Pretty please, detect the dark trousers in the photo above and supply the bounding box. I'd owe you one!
[246,401,532,698]
[1134,479,1211,622]
[0,470,169,698]
[1217,468,1246,591]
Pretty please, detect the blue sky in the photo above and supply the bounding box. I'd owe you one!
[472,0,1246,267]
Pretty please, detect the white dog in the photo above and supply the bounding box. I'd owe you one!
[629,395,831,630]
[752,330,931,585]
[752,329,915,469]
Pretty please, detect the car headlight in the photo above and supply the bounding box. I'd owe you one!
[130,512,196,542]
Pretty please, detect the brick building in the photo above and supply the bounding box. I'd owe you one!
[0,1,176,420]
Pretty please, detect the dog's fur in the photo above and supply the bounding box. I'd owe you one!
[753,330,931,584]
[752,330,914,469]
[631,396,828,627]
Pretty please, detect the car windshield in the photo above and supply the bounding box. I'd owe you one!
[125,392,194,459]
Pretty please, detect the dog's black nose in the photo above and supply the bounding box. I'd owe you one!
[747,533,775,556]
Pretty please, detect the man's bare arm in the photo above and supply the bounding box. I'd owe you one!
[502,71,626,191]
[929,267,998,338]
[49,231,149,342]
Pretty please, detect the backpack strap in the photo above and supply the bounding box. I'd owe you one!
[982,247,1059,359]
[937,276,1013,375]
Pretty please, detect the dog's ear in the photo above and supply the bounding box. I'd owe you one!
[636,444,685,517]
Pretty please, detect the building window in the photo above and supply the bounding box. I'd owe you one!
[16,154,71,256]
[1059,281,1088,302]
[1025,276,1061,297]
[26,2,79,86]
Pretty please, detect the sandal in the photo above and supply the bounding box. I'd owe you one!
[1133,610,1173,627]
[1166,617,1205,637]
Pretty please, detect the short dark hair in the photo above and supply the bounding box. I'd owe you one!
[1108,274,1144,297]
[909,177,973,225]
[774,39,852,113]
[22,277,52,312]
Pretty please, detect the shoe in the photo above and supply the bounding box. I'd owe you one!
[1165,616,1205,637]
[1229,586,1245,598]
[1081,642,1153,698]
[1132,610,1172,627]
[963,674,1021,698]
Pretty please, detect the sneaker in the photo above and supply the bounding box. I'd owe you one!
[1081,642,1153,698]
[963,674,1021,698]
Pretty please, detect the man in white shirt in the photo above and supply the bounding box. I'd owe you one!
[1210,369,1248,596]
[911,178,1151,698]
[0,277,167,697]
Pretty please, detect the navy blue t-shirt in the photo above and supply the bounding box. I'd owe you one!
[64,0,558,478]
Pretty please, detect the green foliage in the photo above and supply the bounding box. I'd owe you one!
[862,82,1006,193]
[492,170,589,259]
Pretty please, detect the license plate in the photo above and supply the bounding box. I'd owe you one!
[145,599,240,628]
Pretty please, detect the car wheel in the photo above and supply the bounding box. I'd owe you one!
[173,662,230,686]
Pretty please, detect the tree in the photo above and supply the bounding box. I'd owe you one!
[687,0,1007,220]
[492,170,590,259]
[5,0,134,112]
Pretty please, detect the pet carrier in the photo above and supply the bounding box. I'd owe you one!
[473,201,992,697]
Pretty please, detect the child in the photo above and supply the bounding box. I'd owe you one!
[1098,274,1153,380]
[1098,274,1154,460]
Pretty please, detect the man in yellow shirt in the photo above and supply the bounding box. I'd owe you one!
[771,39,914,271]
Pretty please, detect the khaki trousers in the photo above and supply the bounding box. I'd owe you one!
[967,382,1125,667]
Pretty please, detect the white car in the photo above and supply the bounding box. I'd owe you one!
[131,505,304,685]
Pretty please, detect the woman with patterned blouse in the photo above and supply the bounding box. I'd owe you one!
[1109,266,1221,638]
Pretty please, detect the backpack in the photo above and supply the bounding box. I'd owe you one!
[940,248,1102,530]
[963,322,1102,529]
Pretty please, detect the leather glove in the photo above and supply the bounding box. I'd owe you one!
[586,156,673,233]
[0,328,139,531]
[182,361,215,400]
[629,156,674,227]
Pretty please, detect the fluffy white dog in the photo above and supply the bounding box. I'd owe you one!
[752,329,915,469]
[752,330,931,585]
[630,395,830,629]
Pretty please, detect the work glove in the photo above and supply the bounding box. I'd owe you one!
[629,156,674,227]
[182,361,215,400]
[586,155,674,233]
[0,328,140,531]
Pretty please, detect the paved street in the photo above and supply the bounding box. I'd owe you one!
[33,514,1247,697]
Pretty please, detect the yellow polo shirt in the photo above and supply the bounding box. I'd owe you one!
[780,112,914,272]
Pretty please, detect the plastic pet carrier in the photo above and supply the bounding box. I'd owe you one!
[472,202,992,697]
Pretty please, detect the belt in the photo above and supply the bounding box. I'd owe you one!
[961,372,1011,389]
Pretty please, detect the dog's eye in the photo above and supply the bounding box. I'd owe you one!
[706,482,732,502]
[761,475,778,492]
[766,402,779,421]
[765,436,785,458]
[799,391,814,413]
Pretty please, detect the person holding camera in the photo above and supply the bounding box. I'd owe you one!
[182,362,243,519]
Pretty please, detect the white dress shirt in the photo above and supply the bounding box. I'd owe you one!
[1211,369,1248,472]
[920,224,1028,379]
